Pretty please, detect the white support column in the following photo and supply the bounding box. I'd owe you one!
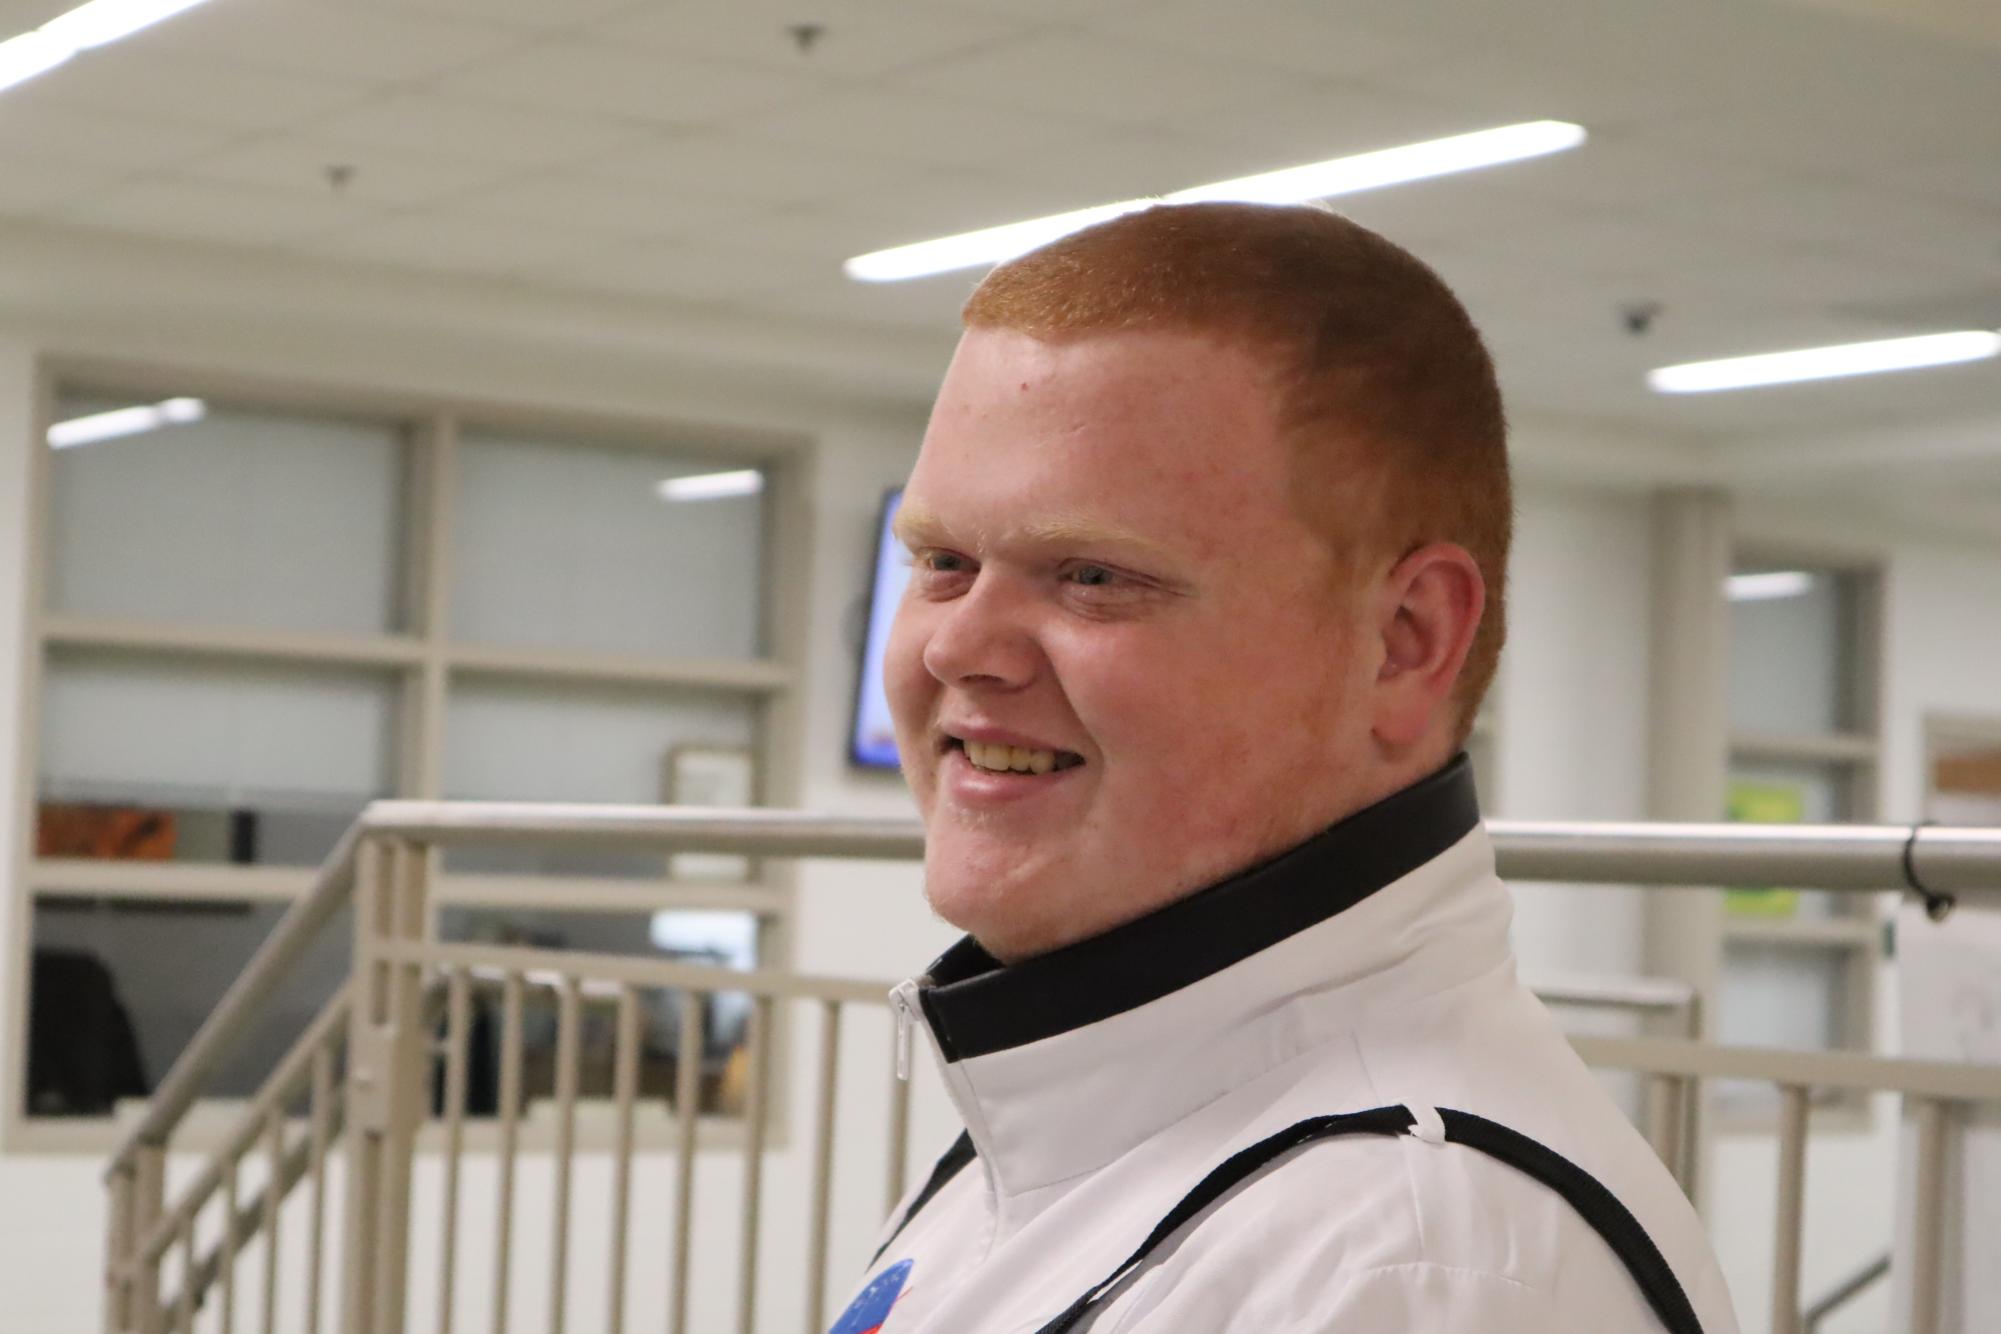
[1643,486,1733,1206]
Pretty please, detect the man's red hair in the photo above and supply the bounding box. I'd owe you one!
[961,201,1511,738]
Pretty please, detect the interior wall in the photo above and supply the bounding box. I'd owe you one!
[0,289,1995,1331]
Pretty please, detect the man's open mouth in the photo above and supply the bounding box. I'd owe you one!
[945,736,1086,775]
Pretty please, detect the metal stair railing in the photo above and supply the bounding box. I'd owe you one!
[100,805,2001,1334]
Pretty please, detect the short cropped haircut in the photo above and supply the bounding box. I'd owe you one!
[962,201,1511,738]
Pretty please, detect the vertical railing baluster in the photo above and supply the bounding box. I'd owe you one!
[261,1110,283,1334]
[370,840,430,1334]
[606,986,641,1334]
[176,1217,196,1334]
[340,839,390,1334]
[220,1157,239,1334]
[437,968,470,1334]
[305,1044,332,1334]
[105,1164,135,1334]
[805,999,842,1334]
[1770,1085,1809,1334]
[135,1145,167,1334]
[548,976,581,1334]
[668,988,705,1334]
[1909,1097,1949,1334]
[736,995,775,1334]
[491,971,524,1334]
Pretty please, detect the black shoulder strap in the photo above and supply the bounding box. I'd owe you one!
[1028,1105,1705,1334]
[871,1131,976,1267]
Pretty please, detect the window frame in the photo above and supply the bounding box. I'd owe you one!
[1716,539,1887,1131]
[6,354,814,1154]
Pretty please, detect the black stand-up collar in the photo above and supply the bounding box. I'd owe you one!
[917,754,1482,1063]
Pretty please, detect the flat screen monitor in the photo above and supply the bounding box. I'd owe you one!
[850,488,907,769]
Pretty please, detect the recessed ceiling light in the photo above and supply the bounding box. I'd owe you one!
[844,120,1588,284]
[1649,330,2001,394]
[46,397,206,448]
[658,469,764,502]
[0,0,213,96]
[1726,571,1816,602]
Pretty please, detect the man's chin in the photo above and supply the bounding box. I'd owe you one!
[922,856,1064,964]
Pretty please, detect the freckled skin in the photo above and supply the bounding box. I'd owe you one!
[888,328,1451,962]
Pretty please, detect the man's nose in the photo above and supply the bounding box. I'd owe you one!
[921,575,1039,691]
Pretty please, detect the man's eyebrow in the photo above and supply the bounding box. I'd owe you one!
[1017,513,1175,562]
[893,502,1178,565]
[890,500,947,548]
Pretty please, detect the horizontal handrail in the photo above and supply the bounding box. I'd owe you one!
[1572,1034,2001,1102]
[111,801,2001,1175]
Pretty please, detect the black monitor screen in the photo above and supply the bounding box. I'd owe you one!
[850,488,907,769]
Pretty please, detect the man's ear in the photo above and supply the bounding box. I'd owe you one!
[1371,542,1485,750]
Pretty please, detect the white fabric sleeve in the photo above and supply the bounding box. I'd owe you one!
[1270,1261,1562,1333]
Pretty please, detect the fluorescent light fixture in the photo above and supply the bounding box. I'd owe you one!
[0,31,70,93]
[845,120,1587,283]
[1726,571,1816,602]
[42,0,210,50]
[657,469,764,502]
[47,396,205,448]
[0,0,212,97]
[1649,330,2001,394]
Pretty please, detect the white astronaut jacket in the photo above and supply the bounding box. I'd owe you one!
[831,757,1742,1334]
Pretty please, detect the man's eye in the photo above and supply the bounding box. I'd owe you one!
[1067,563,1117,587]
[921,551,969,573]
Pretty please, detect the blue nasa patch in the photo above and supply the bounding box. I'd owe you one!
[828,1258,913,1334]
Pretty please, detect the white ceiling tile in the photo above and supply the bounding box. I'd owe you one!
[743,270,975,333]
[1177,82,1492,171]
[548,239,830,305]
[303,94,656,168]
[1,43,371,130]
[431,39,825,127]
[829,168,1116,242]
[302,210,601,277]
[0,103,230,172]
[921,0,1154,19]
[446,172,760,240]
[896,30,1322,130]
[343,0,637,30]
[0,155,126,217]
[578,133,915,208]
[53,178,368,247]
[139,0,532,83]
[734,87,1088,167]
[179,137,519,207]
[1482,133,1780,214]
[722,204,938,264]
[1647,177,2001,274]
[1109,0,1465,81]
[587,0,1027,80]
[974,127,1269,206]
[1882,154,2001,213]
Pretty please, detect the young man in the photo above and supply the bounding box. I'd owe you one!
[839,203,1739,1333]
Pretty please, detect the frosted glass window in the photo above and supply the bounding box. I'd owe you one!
[451,431,766,658]
[28,896,352,1114]
[1727,566,1859,735]
[37,651,399,865]
[47,394,406,634]
[442,679,758,877]
[1726,760,1857,921]
[1716,940,1849,1110]
[433,908,758,1116]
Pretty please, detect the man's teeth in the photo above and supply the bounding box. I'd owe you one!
[964,740,1059,774]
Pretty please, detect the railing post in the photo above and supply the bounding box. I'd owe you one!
[339,837,431,1334]
[129,1144,167,1334]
